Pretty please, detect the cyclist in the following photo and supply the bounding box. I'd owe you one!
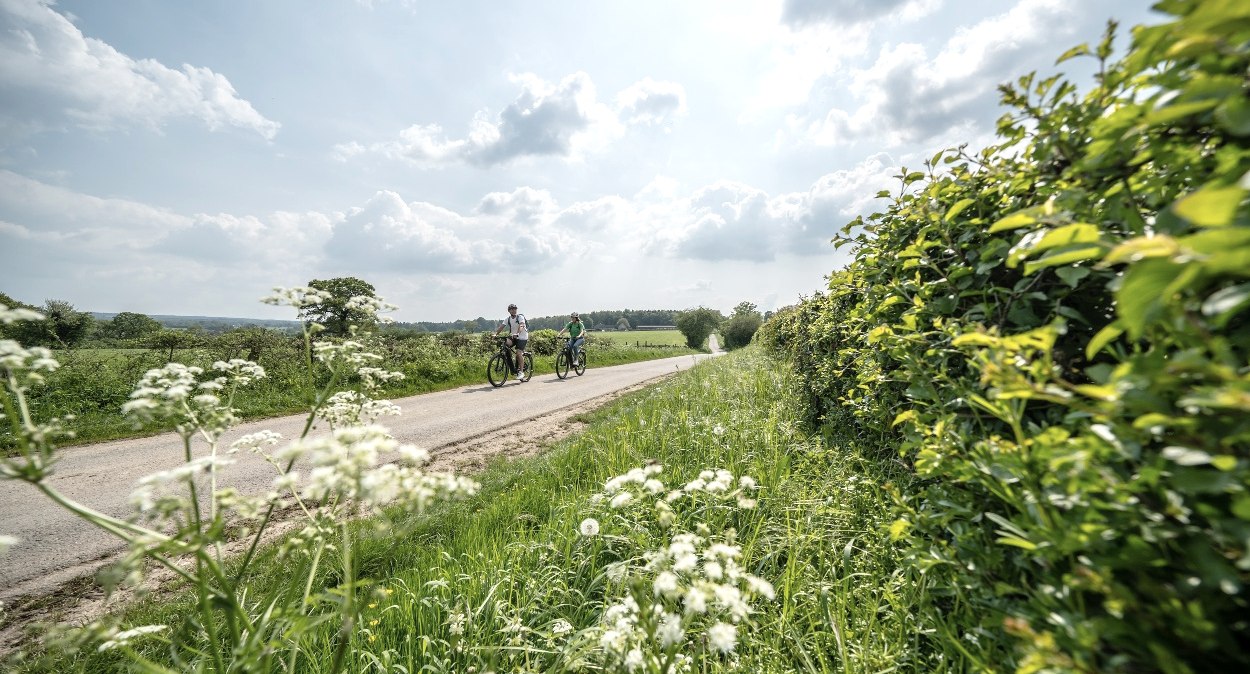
[494,303,529,379]
[556,311,586,367]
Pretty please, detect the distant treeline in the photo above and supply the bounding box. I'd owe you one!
[390,309,682,334]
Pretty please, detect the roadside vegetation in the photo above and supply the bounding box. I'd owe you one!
[760,5,1249,671]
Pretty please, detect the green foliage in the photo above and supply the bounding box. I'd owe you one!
[675,307,724,349]
[720,301,763,350]
[299,276,379,336]
[9,300,96,348]
[98,311,163,340]
[761,4,1250,671]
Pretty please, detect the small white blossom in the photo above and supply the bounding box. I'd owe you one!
[97,625,167,652]
[707,622,737,653]
[580,518,601,537]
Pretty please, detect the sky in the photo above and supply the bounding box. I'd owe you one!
[0,0,1165,323]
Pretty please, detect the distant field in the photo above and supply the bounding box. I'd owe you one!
[590,329,688,348]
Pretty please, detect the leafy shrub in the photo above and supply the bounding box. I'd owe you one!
[761,4,1250,671]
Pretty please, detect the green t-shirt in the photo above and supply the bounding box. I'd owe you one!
[564,321,585,338]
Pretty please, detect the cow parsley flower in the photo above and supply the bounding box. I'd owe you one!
[706,621,737,653]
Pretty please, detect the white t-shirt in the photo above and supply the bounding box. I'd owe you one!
[503,313,528,340]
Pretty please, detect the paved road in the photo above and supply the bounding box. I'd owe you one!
[0,347,717,601]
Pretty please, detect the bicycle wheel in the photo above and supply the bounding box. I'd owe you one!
[555,349,570,379]
[521,353,534,381]
[487,353,510,387]
[574,348,587,376]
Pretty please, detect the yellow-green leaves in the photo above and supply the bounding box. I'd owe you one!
[1173,185,1246,227]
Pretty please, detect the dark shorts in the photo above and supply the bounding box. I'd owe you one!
[509,337,528,351]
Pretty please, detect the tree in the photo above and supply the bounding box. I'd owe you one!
[721,301,763,350]
[616,317,631,331]
[9,299,94,347]
[298,277,379,336]
[674,307,723,350]
[103,311,163,340]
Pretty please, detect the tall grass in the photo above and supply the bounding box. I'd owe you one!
[10,347,953,672]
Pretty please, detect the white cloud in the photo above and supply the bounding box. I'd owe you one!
[0,0,279,139]
[793,0,1099,148]
[780,0,931,27]
[335,72,687,167]
[615,78,687,127]
[652,154,897,262]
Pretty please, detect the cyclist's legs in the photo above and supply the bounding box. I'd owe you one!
[514,338,528,371]
[571,336,584,363]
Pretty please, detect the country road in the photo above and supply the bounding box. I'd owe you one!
[1,343,719,602]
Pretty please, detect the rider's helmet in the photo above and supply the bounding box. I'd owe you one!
[507,303,517,310]
[571,311,579,318]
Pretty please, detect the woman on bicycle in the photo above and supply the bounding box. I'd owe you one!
[556,312,586,366]
[494,303,529,379]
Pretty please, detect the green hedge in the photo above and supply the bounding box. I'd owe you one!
[759,3,1250,671]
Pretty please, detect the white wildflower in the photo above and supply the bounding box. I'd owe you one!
[580,518,600,537]
[97,624,167,652]
[230,430,283,454]
[610,492,634,509]
[550,618,573,636]
[657,612,684,647]
[706,621,737,653]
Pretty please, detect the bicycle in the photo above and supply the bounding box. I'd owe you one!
[555,336,587,380]
[488,335,533,387]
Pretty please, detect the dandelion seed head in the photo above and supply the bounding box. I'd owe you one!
[707,621,737,653]
[579,518,600,536]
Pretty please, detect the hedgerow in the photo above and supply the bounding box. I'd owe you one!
[759,2,1250,671]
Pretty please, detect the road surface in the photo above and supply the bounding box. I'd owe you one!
[1,346,718,601]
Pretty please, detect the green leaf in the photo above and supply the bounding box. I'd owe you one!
[1085,322,1124,359]
[1055,43,1090,64]
[944,198,975,223]
[989,211,1038,233]
[1104,235,1180,264]
[1202,283,1250,327]
[903,171,925,185]
[1141,99,1219,127]
[1055,266,1091,288]
[889,519,911,540]
[1215,94,1250,136]
[1172,185,1246,227]
[1117,259,1186,339]
[997,536,1039,551]
[875,189,891,198]
[1212,455,1238,472]
[1023,245,1105,275]
[892,410,919,427]
[1031,223,1101,253]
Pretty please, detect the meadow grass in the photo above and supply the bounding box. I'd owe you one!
[9,346,955,673]
[590,329,690,349]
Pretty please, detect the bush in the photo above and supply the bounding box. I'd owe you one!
[761,5,1250,671]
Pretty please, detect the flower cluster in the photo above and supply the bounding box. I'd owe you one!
[128,455,236,521]
[121,360,267,439]
[269,425,478,514]
[316,390,402,428]
[345,294,399,324]
[583,464,773,670]
[0,339,59,389]
[259,286,333,310]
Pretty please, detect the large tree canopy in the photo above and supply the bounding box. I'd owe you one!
[298,277,379,336]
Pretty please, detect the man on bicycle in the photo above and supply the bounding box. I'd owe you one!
[556,311,586,367]
[494,303,529,379]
